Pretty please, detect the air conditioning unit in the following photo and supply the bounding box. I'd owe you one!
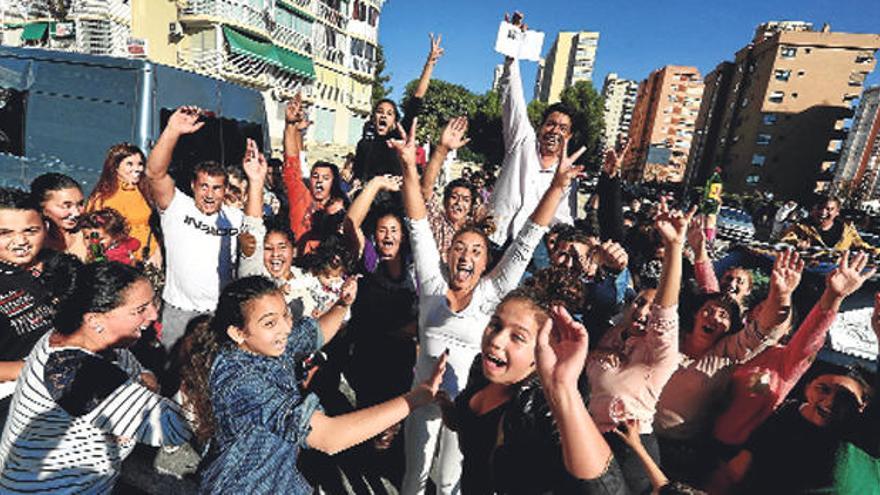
[169,22,183,38]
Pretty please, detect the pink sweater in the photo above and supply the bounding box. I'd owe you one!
[713,303,837,446]
[587,304,680,434]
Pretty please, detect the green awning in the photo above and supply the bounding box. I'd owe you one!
[273,45,316,79]
[21,22,48,41]
[222,26,276,65]
[223,25,315,80]
[277,0,316,21]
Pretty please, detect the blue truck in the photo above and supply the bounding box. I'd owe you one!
[0,45,269,192]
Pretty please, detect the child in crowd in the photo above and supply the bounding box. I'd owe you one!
[79,208,141,265]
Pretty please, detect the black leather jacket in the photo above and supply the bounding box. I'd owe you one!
[453,355,628,495]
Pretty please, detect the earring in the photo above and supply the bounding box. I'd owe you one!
[93,323,104,334]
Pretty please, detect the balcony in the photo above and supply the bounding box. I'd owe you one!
[178,45,269,87]
[179,0,267,35]
[348,54,374,76]
[347,19,377,44]
[315,2,347,30]
[284,0,316,11]
[314,43,345,66]
[69,0,131,23]
[272,23,311,54]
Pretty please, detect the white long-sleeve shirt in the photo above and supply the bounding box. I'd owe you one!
[408,216,546,398]
[489,58,576,245]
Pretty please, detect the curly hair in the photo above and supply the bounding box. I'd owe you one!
[298,234,355,277]
[521,265,586,316]
[88,143,151,209]
[0,187,39,212]
[680,292,743,337]
[78,208,131,241]
[182,276,281,444]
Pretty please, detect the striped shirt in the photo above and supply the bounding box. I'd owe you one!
[0,333,191,493]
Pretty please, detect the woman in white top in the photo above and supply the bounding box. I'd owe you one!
[0,262,191,494]
[390,120,586,494]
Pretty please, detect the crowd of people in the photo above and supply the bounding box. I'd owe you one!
[0,14,879,495]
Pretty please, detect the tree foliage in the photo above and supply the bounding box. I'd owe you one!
[527,99,547,129]
[402,79,478,144]
[557,81,605,166]
[371,45,392,106]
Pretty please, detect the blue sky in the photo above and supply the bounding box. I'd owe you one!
[378,0,880,102]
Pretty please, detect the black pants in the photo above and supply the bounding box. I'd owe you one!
[604,431,661,495]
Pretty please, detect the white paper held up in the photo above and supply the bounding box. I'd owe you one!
[494,21,545,61]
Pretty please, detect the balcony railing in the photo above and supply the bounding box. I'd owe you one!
[285,0,316,11]
[180,0,267,34]
[314,43,345,66]
[69,0,131,23]
[272,23,311,54]
[179,46,313,96]
[348,54,374,76]
[316,2,347,30]
[347,19,377,44]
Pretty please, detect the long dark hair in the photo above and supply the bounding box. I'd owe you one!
[311,161,350,209]
[182,276,281,444]
[88,143,151,209]
[54,262,146,335]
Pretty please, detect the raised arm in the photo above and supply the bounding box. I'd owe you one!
[307,353,447,454]
[653,198,696,309]
[752,249,803,334]
[344,175,401,255]
[316,276,358,344]
[421,116,470,201]
[242,138,268,219]
[499,15,532,149]
[388,120,426,221]
[282,93,314,241]
[146,106,205,210]
[536,305,614,481]
[413,34,443,100]
[597,143,628,242]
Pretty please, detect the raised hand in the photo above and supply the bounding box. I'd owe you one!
[687,214,707,254]
[371,174,402,192]
[826,251,876,299]
[536,305,589,391]
[597,240,628,272]
[602,141,629,178]
[427,33,444,65]
[338,275,360,307]
[439,116,471,151]
[238,232,257,257]
[654,197,696,247]
[167,106,205,136]
[242,138,268,183]
[504,11,528,31]
[611,419,643,450]
[769,249,805,297]
[551,137,587,190]
[409,352,449,408]
[387,119,418,170]
[285,92,311,130]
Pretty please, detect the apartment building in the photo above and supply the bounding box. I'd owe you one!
[537,31,599,104]
[622,65,703,183]
[600,72,638,150]
[684,21,880,202]
[833,86,880,203]
[2,0,385,149]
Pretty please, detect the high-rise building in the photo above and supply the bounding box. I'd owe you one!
[622,65,703,183]
[833,86,880,203]
[600,73,638,150]
[684,21,880,202]
[537,31,599,104]
[2,0,386,150]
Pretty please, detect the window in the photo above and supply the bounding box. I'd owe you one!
[756,133,772,145]
[856,53,874,64]
[751,154,766,167]
[804,48,812,54]
[797,70,806,77]
[791,92,798,99]
[774,69,791,81]
[781,46,797,58]
[746,174,760,184]
[768,91,784,103]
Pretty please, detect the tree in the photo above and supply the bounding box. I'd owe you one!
[557,81,605,167]
[401,78,478,144]
[527,99,548,128]
[371,44,392,106]
[465,90,503,168]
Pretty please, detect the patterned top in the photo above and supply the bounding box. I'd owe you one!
[427,195,457,263]
[199,317,324,494]
[0,333,191,493]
